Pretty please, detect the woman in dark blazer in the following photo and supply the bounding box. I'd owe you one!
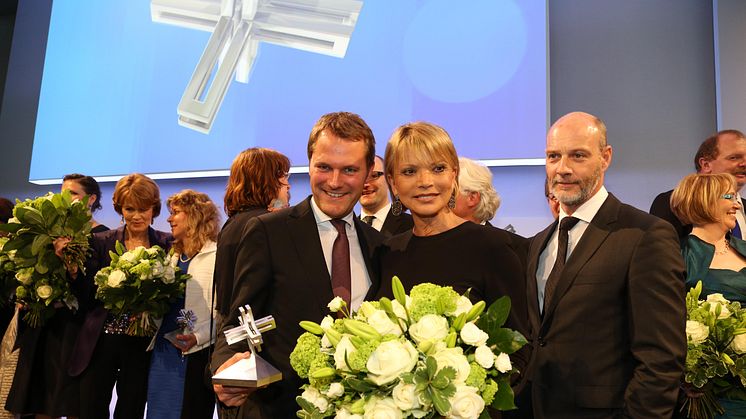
[70,173,172,419]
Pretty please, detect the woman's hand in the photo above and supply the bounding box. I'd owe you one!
[172,333,198,352]
[53,236,79,277]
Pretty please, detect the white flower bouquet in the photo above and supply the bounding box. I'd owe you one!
[0,191,91,327]
[94,241,190,336]
[682,281,746,419]
[290,277,527,419]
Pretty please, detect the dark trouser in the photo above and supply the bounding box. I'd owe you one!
[182,346,216,419]
[78,333,151,419]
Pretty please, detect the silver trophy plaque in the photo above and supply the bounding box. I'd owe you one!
[212,305,282,387]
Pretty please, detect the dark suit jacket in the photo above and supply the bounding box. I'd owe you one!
[522,193,686,418]
[379,207,414,238]
[485,221,529,272]
[69,226,173,375]
[650,189,746,243]
[211,197,384,419]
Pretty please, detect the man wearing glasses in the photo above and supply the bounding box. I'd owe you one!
[359,155,413,237]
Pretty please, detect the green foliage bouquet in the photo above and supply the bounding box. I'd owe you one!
[0,237,18,305]
[94,242,190,336]
[290,277,527,419]
[682,281,746,419]
[0,191,91,327]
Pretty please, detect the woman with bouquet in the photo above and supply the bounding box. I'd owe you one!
[376,122,529,369]
[146,190,220,419]
[214,147,291,316]
[5,173,107,418]
[70,173,172,419]
[671,173,746,417]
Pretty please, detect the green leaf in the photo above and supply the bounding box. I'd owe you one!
[491,328,528,354]
[31,234,51,256]
[392,276,407,307]
[426,356,438,379]
[491,375,517,410]
[430,387,451,416]
[115,241,125,256]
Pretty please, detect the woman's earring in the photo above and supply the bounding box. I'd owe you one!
[448,190,456,209]
[392,195,402,216]
[120,216,125,225]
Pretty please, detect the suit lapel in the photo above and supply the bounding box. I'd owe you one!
[287,198,335,312]
[527,222,557,333]
[540,195,619,330]
[354,216,383,300]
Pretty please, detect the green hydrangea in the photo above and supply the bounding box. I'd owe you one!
[290,332,323,378]
[347,339,381,371]
[308,352,333,387]
[409,283,459,321]
[481,378,498,406]
[465,362,487,388]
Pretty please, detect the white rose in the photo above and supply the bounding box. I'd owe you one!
[120,250,137,263]
[335,409,363,419]
[392,381,421,411]
[453,296,473,317]
[432,347,471,384]
[447,385,485,419]
[706,294,732,319]
[320,315,335,331]
[325,382,344,399]
[367,340,418,385]
[321,334,332,349]
[474,345,494,369]
[328,296,345,312]
[409,314,449,344]
[460,323,489,347]
[686,320,709,345]
[301,387,329,413]
[364,397,402,419]
[36,284,53,299]
[334,336,357,371]
[107,269,127,288]
[15,268,33,285]
[495,352,512,373]
[367,310,402,337]
[162,266,176,284]
[732,334,746,354]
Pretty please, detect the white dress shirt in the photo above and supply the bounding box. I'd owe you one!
[360,202,391,232]
[311,199,372,311]
[536,186,609,312]
[736,192,746,236]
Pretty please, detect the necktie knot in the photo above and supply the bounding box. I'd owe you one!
[331,219,347,234]
[560,216,580,232]
[361,215,375,225]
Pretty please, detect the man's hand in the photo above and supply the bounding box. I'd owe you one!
[172,333,198,352]
[213,352,258,406]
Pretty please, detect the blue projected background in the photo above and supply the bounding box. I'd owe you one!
[29,0,547,182]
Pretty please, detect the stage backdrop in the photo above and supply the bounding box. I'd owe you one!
[28,0,547,183]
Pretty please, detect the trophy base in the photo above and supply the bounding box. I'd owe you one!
[212,354,283,387]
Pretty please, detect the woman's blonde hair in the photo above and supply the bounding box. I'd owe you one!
[670,173,736,225]
[384,122,460,194]
[167,190,220,257]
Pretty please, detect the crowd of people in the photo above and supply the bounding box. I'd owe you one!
[0,110,744,418]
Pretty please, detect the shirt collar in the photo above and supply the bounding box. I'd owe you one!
[310,197,355,226]
[361,202,391,221]
[558,185,608,225]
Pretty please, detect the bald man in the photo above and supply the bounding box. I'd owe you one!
[518,112,686,418]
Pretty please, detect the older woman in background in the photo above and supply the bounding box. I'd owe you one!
[71,173,172,419]
[671,173,746,418]
[147,190,220,419]
[214,148,291,317]
[376,122,528,346]
[6,173,109,418]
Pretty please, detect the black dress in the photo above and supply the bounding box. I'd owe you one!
[376,222,529,365]
[5,223,109,416]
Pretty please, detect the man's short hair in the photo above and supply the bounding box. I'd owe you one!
[458,157,500,223]
[694,129,746,172]
[307,112,375,169]
[670,173,735,225]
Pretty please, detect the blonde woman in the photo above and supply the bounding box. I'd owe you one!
[147,190,220,419]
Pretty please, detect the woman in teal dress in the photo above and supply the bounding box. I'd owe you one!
[671,172,746,418]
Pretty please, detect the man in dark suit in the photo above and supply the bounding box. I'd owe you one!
[359,155,414,237]
[211,112,384,418]
[520,112,686,418]
[650,129,746,242]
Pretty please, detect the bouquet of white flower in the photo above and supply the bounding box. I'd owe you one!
[290,277,527,419]
[0,191,91,327]
[94,241,190,336]
[682,281,746,419]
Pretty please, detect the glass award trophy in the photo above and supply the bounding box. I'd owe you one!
[212,305,282,387]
